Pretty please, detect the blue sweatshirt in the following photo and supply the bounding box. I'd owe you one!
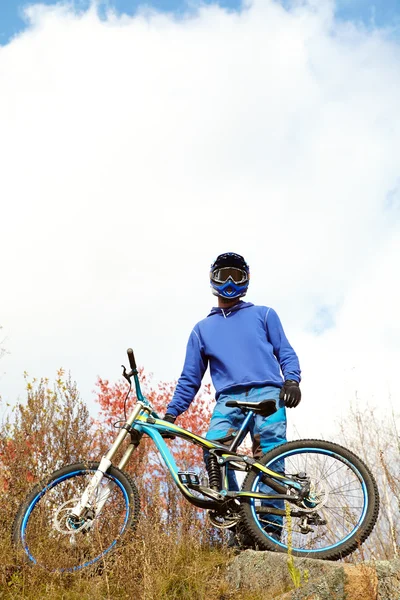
[166,301,301,417]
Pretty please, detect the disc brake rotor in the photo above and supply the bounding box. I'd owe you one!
[53,499,93,535]
[299,480,329,512]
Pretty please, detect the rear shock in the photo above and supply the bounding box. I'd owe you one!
[206,454,221,491]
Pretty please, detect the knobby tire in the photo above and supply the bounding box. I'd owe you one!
[12,461,140,572]
[239,439,379,560]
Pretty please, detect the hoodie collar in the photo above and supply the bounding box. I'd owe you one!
[207,301,254,318]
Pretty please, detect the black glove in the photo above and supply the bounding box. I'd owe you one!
[161,413,177,439]
[279,380,301,408]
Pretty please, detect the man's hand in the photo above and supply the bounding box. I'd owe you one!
[279,380,301,408]
[161,413,177,439]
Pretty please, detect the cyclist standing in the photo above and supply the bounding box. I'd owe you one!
[164,252,301,543]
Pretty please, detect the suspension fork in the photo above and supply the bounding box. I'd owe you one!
[88,429,143,518]
[70,403,145,519]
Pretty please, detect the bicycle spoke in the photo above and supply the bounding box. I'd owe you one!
[21,471,130,571]
[251,448,367,552]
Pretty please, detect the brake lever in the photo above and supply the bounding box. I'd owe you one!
[122,365,132,384]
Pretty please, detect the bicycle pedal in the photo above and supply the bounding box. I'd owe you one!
[178,471,200,486]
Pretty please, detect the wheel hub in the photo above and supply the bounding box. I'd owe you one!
[53,499,93,535]
[300,480,329,512]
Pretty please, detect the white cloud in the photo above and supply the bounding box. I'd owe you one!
[1,0,399,436]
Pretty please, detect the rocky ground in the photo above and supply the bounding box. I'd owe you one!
[226,551,400,600]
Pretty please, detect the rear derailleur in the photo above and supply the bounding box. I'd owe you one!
[298,512,327,534]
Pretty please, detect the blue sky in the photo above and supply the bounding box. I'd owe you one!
[1,0,400,44]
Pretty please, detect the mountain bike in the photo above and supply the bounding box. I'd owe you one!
[13,349,379,572]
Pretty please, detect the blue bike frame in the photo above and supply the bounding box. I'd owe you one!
[78,350,304,516]
[128,410,303,510]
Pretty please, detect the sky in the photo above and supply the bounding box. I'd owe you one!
[1,0,400,440]
[1,1,400,45]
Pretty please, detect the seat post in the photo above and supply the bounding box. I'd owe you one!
[228,410,254,452]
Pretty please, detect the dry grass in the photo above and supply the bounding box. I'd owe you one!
[1,376,399,598]
[337,402,400,562]
[0,374,259,599]
[0,516,264,600]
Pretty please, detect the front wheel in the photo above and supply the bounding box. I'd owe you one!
[240,439,379,560]
[12,461,140,572]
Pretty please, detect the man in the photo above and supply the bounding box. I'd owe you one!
[164,252,301,543]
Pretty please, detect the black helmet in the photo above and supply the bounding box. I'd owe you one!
[210,252,250,299]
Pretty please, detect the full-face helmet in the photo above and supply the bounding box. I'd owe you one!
[210,252,250,299]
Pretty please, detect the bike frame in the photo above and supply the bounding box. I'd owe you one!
[71,358,304,520]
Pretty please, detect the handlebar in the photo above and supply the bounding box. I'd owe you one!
[121,348,159,418]
[127,348,137,372]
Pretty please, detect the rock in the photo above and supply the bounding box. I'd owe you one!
[226,551,400,600]
[375,558,400,600]
[226,550,347,598]
[342,564,377,600]
[276,566,345,600]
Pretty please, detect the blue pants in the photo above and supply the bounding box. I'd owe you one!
[205,385,286,530]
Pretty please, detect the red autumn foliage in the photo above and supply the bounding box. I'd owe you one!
[94,370,217,531]
[94,369,213,476]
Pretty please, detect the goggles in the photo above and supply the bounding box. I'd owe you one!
[211,267,248,285]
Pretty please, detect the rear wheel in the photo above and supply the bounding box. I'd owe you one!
[240,439,379,560]
[12,461,140,572]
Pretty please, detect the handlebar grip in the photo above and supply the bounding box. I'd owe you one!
[127,348,137,372]
[225,400,238,407]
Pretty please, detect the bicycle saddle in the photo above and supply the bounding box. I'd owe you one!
[225,398,277,417]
